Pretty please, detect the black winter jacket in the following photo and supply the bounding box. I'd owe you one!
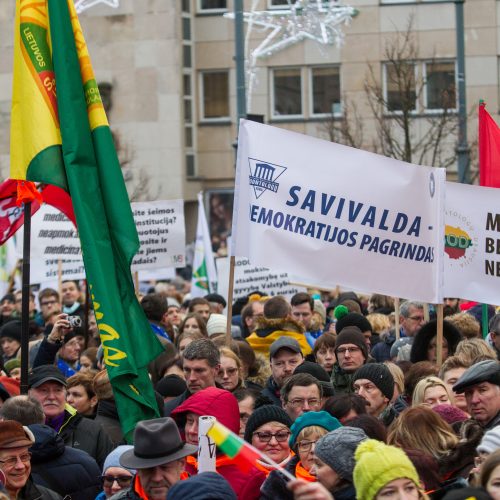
[29,424,102,500]
[57,404,114,469]
[17,477,62,500]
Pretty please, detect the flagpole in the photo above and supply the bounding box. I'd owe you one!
[20,202,31,395]
[394,297,400,341]
[225,256,236,347]
[436,303,444,367]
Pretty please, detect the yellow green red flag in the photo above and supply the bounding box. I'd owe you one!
[10,0,164,442]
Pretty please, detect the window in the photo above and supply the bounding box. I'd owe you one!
[272,68,302,117]
[182,0,190,12]
[269,0,297,7]
[424,61,456,111]
[383,61,417,113]
[198,0,227,11]
[201,71,229,120]
[182,17,191,41]
[311,66,341,115]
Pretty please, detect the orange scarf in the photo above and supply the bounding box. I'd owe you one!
[132,476,149,500]
[186,454,236,470]
[295,461,316,482]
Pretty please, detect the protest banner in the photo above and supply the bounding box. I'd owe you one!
[217,256,307,303]
[444,182,500,304]
[231,120,446,303]
[131,200,185,271]
[18,201,186,280]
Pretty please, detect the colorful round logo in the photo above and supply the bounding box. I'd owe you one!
[444,225,473,260]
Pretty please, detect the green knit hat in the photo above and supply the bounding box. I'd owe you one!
[353,439,421,500]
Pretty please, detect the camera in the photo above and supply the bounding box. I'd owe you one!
[68,316,82,328]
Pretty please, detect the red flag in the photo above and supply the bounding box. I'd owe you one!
[0,179,76,246]
[479,102,500,187]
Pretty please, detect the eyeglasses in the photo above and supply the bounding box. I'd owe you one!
[407,316,425,322]
[336,346,362,355]
[0,452,31,468]
[286,398,321,409]
[253,430,291,443]
[101,475,133,488]
[41,300,58,306]
[297,440,318,452]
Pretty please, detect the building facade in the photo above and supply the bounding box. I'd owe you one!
[0,0,497,247]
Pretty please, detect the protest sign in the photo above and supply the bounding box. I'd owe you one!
[131,200,185,270]
[444,182,500,304]
[231,120,446,303]
[20,201,186,280]
[217,256,307,302]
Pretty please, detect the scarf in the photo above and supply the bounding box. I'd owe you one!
[254,453,294,476]
[295,461,316,482]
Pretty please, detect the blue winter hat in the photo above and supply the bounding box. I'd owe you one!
[103,445,136,474]
[289,410,342,447]
[167,471,236,500]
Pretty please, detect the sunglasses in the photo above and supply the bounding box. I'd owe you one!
[101,475,133,488]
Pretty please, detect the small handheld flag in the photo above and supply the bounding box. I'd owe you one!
[207,419,296,480]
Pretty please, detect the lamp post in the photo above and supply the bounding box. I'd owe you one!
[455,0,469,183]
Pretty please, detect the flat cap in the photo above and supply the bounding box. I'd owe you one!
[269,336,302,359]
[453,360,500,394]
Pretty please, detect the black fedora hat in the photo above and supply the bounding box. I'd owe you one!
[120,417,197,469]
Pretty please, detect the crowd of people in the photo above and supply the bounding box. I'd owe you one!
[0,280,498,500]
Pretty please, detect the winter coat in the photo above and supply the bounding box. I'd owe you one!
[29,423,102,500]
[259,456,299,500]
[172,387,266,500]
[261,377,282,406]
[164,389,192,417]
[371,332,396,362]
[58,404,114,469]
[247,317,312,356]
[17,477,62,500]
[410,320,462,364]
[330,363,355,395]
[94,399,125,446]
[484,410,500,431]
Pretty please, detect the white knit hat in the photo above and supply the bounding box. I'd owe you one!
[206,314,227,337]
[478,427,500,454]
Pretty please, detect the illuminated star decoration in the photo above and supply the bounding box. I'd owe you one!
[74,0,120,14]
[226,0,357,111]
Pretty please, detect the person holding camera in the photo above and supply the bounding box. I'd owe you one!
[32,313,85,378]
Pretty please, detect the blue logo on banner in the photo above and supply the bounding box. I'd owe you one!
[248,158,287,199]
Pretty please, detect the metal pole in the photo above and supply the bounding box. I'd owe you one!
[20,202,31,395]
[455,0,469,183]
[234,0,247,125]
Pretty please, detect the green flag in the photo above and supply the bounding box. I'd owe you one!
[11,0,163,442]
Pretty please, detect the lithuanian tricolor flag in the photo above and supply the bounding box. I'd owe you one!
[207,420,263,472]
[10,0,164,442]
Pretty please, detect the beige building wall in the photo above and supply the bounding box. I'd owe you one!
[0,0,498,242]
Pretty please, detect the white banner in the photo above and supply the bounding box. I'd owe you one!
[232,120,445,303]
[216,256,307,302]
[131,200,186,271]
[21,201,186,281]
[444,182,500,304]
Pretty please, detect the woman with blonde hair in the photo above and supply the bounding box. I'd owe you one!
[454,338,497,365]
[216,347,244,392]
[412,376,454,408]
[388,406,481,485]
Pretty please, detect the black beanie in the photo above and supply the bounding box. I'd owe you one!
[294,361,334,397]
[244,404,292,443]
[0,321,22,344]
[155,374,187,398]
[352,363,394,401]
[334,326,368,360]
[336,312,372,335]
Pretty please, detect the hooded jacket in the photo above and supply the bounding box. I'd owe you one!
[171,387,265,500]
[29,423,102,500]
[246,317,311,357]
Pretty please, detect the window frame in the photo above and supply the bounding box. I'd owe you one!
[199,70,231,122]
[309,65,342,118]
[382,60,418,115]
[271,67,305,120]
[197,0,228,13]
[422,59,457,114]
